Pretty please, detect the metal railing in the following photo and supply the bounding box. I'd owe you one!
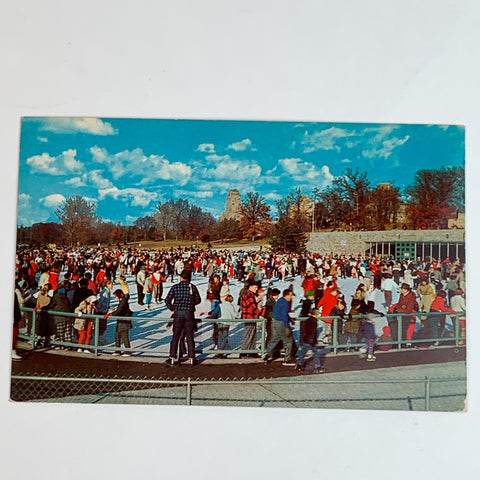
[18,306,466,359]
[10,373,467,411]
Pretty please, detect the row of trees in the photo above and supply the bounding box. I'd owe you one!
[16,166,464,251]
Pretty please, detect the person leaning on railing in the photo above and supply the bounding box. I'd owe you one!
[389,283,418,345]
[49,281,73,350]
[214,294,240,358]
[239,278,262,359]
[429,290,456,344]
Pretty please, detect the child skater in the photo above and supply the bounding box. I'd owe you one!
[104,289,133,356]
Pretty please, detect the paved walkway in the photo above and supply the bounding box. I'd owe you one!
[11,343,466,411]
[13,361,466,412]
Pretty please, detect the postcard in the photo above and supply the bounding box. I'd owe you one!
[11,117,466,412]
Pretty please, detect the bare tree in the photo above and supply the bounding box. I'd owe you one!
[56,195,97,245]
[239,192,272,240]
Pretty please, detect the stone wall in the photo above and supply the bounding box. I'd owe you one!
[306,229,465,255]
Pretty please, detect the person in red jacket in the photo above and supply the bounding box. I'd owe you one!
[151,268,167,303]
[391,283,418,345]
[317,287,339,344]
[47,266,60,292]
[429,290,455,343]
[301,273,316,296]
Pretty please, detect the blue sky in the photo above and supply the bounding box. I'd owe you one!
[17,117,464,226]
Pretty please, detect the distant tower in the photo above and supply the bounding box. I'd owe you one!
[220,189,242,222]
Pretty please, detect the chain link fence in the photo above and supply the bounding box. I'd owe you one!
[10,372,466,411]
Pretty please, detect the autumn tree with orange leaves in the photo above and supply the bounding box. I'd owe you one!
[239,192,272,240]
[405,166,464,229]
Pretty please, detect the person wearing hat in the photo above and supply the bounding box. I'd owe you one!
[390,283,418,345]
[239,279,262,359]
[165,269,202,366]
[263,289,295,366]
[378,325,393,351]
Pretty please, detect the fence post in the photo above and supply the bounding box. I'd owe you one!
[425,377,431,411]
[186,377,192,405]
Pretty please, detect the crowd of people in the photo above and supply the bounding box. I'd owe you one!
[12,244,467,371]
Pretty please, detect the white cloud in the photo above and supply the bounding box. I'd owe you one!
[40,117,118,135]
[37,137,48,143]
[362,125,410,159]
[302,127,356,153]
[65,177,87,187]
[18,193,32,210]
[197,143,216,153]
[64,170,112,189]
[89,170,114,189]
[176,190,214,199]
[98,187,158,207]
[278,158,302,175]
[277,158,334,187]
[341,158,352,163]
[39,194,66,208]
[264,192,282,201]
[227,138,252,151]
[202,159,262,182]
[301,124,410,160]
[321,165,335,183]
[26,149,83,175]
[205,154,231,163]
[90,147,192,186]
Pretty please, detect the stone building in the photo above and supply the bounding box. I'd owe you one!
[220,189,242,222]
[287,195,313,219]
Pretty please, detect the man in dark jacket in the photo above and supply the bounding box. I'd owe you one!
[165,270,201,366]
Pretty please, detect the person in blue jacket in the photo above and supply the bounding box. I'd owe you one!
[263,289,296,366]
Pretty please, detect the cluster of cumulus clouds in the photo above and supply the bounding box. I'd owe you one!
[20,117,410,225]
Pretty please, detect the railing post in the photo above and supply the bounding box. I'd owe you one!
[397,315,402,350]
[30,309,37,346]
[332,316,338,355]
[93,315,99,356]
[186,377,192,405]
[454,312,460,347]
[425,376,431,411]
[260,318,266,358]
